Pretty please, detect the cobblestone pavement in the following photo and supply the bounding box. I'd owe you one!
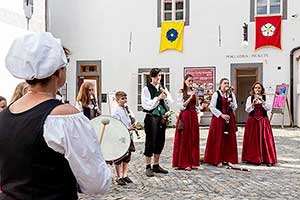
[80,127,300,200]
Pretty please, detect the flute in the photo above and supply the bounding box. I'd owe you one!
[254,91,263,104]
[124,105,141,139]
[90,95,101,116]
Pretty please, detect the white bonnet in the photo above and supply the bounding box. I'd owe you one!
[5,32,67,80]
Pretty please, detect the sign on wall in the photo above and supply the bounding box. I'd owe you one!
[184,67,215,94]
[184,67,216,111]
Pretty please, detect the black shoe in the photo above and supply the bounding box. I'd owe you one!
[266,163,275,167]
[152,165,168,174]
[123,177,133,183]
[116,178,126,185]
[145,168,154,177]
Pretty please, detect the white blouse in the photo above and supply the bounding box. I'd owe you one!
[75,101,99,112]
[112,106,134,128]
[142,85,173,111]
[176,92,200,112]
[245,95,272,113]
[43,113,111,195]
[209,90,238,118]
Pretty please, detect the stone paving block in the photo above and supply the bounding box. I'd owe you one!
[80,127,300,200]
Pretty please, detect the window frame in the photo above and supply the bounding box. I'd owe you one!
[255,0,283,17]
[137,68,170,111]
[250,0,286,22]
[158,0,189,27]
[161,0,185,22]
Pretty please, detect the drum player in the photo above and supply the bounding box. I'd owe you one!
[111,91,136,185]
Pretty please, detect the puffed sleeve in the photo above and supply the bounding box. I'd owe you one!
[141,86,160,110]
[177,91,185,111]
[209,92,222,118]
[111,107,121,121]
[43,113,111,195]
[164,86,174,106]
[262,95,272,111]
[245,96,254,113]
[231,92,238,112]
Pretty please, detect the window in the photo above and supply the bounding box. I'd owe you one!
[162,0,184,21]
[158,0,190,27]
[250,0,287,21]
[137,68,170,111]
[79,64,98,74]
[256,0,281,16]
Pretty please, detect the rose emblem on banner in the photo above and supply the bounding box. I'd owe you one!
[261,23,276,37]
[166,28,178,42]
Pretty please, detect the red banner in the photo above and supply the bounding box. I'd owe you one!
[255,16,281,50]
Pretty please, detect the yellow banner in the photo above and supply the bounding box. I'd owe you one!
[160,21,184,52]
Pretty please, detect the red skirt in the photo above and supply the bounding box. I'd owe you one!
[204,114,238,165]
[242,116,277,164]
[172,110,200,168]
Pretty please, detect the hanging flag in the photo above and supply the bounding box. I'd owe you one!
[160,21,184,52]
[255,16,282,50]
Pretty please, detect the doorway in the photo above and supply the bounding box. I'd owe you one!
[231,63,263,124]
[76,60,102,109]
[296,56,300,127]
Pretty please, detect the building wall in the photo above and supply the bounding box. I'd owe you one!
[0,0,45,101]
[48,0,300,125]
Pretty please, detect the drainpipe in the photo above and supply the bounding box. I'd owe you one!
[45,0,48,32]
[290,46,300,126]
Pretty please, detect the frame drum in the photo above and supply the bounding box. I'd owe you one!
[91,115,131,161]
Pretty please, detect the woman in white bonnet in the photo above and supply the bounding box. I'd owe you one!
[0,32,111,199]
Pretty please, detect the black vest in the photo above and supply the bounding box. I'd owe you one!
[0,99,78,200]
[215,90,233,114]
[249,95,268,117]
[83,106,91,119]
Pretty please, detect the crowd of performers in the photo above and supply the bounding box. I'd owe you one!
[0,33,277,199]
[145,69,276,174]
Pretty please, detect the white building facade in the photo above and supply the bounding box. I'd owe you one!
[47,0,300,126]
[0,0,45,101]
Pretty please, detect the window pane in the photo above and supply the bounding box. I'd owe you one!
[257,0,267,15]
[164,12,172,21]
[166,74,170,84]
[164,2,172,11]
[237,70,256,76]
[270,0,280,4]
[143,74,151,85]
[160,74,165,84]
[270,5,280,14]
[257,0,267,5]
[270,0,281,14]
[257,6,267,14]
[166,85,170,91]
[176,11,184,20]
[176,1,184,10]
